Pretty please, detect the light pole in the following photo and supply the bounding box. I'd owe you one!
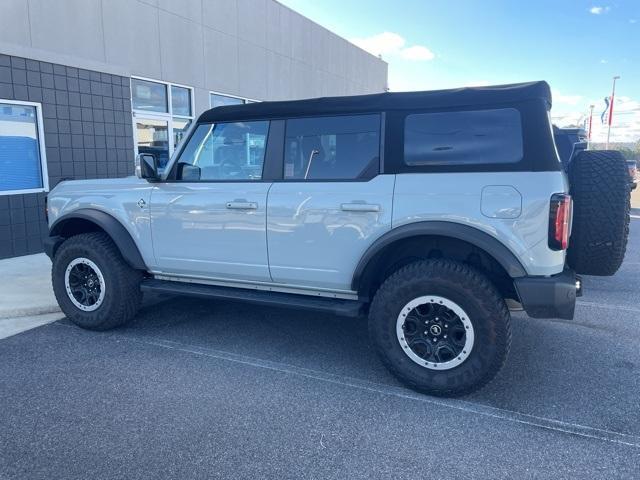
[587,104,594,150]
[606,75,620,149]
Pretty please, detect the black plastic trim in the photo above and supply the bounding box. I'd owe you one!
[49,209,147,270]
[514,269,578,320]
[141,279,365,317]
[352,221,528,294]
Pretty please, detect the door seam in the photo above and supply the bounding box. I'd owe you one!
[265,182,275,282]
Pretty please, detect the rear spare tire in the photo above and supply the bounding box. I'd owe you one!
[567,150,630,276]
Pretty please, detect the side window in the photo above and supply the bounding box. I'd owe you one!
[175,121,269,181]
[284,114,380,180]
[404,108,523,166]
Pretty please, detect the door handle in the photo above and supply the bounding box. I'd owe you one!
[340,203,381,212]
[226,201,258,210]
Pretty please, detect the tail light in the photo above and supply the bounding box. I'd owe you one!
[549,193,572,250]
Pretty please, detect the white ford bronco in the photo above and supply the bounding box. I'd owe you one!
[44,82,630,396]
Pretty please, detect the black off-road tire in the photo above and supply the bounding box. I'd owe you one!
[52,232,143,330]
[368,260,511,397]
[567,150,630,276]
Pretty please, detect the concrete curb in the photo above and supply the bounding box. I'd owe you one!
[0,305,62,320]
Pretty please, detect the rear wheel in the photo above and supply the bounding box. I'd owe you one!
[368,260,511,397]
[567,150,630,276]
[52,232,143,330]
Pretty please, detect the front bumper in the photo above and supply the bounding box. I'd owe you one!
[513,269,581,320]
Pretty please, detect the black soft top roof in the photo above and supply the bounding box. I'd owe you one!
[198,81,552,123]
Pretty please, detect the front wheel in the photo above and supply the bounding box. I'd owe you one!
[368,260,511,397]
[52,232,143,331]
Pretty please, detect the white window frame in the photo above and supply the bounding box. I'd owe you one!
[0,99,49,196]
[209,90,260,108]
[130,76,195,159]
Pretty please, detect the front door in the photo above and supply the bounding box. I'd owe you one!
[266,114,394,292]
[150,120,272,282]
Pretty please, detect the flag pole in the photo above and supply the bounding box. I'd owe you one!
[606,75,620,149]
[588,104,594,150]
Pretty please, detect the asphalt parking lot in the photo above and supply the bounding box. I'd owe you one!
[2,217,640,479]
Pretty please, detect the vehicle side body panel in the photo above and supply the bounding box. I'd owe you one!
[266,175,395,291]
[149,182,272,282]
[392,171,568,276]
[46,177,155,267]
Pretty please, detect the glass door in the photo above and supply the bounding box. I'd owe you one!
[134,115,170,170]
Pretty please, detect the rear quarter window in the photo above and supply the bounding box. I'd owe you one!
[404,108,523,166]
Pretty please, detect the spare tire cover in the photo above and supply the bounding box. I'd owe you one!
[567,150,630,276]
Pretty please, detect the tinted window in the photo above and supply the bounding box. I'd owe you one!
[0,103,45,193]
[284,115,380,180]
[210,93,245,108]
[171,86,192,116]
[404,108,523,166]
[175,121,268,181]
[131,78,168,113]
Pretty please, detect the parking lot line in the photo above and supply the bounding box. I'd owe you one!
[577,300,640,314]
[64,323,640,449]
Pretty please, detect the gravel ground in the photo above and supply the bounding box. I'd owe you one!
[1,220,639,479]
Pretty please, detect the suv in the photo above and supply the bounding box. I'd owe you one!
[44,82,630,396]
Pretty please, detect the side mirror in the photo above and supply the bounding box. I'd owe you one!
[178,163,201,182]
[135,153,159,181]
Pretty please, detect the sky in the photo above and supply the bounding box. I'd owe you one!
[279,0,640,143]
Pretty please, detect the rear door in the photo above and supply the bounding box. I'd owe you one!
[266,114,394,292]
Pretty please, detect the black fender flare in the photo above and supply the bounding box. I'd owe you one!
[49,208,147,270]
[352,221,527,294]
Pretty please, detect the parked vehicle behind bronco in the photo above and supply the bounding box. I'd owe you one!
[44,82,631,396]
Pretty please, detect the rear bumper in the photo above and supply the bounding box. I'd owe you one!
[43,235,64,260]
[513,269,581,320]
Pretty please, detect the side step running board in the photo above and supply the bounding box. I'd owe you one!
[140,279,365,318]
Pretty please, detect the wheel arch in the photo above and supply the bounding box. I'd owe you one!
[352,222,527,299]
[49,209,147,270]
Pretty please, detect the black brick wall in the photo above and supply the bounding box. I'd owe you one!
[0,53,134,259]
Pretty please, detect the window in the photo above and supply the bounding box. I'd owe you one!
[210,92,258,108]
[175,121,269,181]
[284,114,380,180]
[404,108,523,166]
[131,78,194,170]
[0,100,48,195]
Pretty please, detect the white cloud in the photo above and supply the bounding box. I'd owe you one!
[552,89,583,106]
[600,59,608,64]
[351,31,435,62]
[630,19,637,24]
[399,45,435,61]
[589,6,610,14]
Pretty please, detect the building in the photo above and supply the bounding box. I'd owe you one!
[0,0,388,259]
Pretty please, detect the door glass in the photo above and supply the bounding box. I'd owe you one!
[176,121,269,181]
[284,115,380,180]
[136,118,170,169]
[171,86,192,116]
[172,119,191,150]
[131,79,168,113]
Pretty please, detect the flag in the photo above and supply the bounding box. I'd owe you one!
[601,97,610,124]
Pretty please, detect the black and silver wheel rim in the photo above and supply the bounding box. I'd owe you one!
[64,258,106,312]
[396,295,474,370]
